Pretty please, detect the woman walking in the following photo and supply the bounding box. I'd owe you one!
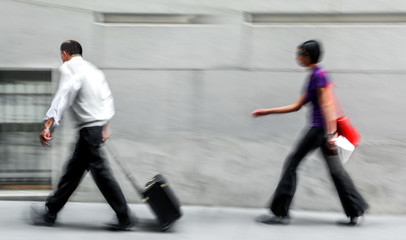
[251,40,368,226]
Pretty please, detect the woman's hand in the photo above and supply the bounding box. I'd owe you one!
[326,132,339,149]
[251,109,268,118]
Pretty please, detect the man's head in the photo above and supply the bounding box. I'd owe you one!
[60,40,82,62]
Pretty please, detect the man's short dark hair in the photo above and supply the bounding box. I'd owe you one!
[299,40,322,64]
[60,40,82,56]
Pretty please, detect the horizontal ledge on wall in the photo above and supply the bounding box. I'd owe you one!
[97,67,406,75]
[244,12,406,23]
[94,13,240,24]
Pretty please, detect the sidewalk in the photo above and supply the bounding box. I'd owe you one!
[0,200,405,240]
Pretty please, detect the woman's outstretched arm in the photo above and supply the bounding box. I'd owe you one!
[251,93,307,117]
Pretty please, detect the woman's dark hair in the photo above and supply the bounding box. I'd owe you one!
[298,40,322,64]
[60,40,82,56]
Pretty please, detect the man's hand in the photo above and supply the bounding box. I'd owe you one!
[102,124,111,142]
[39,128,53,146]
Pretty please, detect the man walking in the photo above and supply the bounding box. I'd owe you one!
[31,40,134,231]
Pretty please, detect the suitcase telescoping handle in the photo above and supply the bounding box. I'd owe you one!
[104,142,144,196]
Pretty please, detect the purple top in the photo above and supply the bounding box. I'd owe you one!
[303,65,330,129]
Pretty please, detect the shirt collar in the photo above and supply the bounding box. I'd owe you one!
[69,56,83,62]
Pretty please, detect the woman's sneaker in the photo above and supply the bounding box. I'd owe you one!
[255,214,290,225]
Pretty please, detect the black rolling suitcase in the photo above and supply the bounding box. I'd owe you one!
[106,143,182,231]
[142,174,182,230]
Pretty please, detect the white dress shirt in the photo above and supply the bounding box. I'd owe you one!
[44,56,115,128]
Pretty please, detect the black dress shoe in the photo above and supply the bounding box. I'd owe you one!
[338,215,363,226]
[105,218,135,231]
[255,214,290,225]
[30,204,56,226]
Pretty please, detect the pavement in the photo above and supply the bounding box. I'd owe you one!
[0,200,405,240]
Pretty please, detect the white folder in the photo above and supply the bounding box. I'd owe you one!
[332,136,355,164]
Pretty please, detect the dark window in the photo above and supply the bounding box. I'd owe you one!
[0,70,52,189]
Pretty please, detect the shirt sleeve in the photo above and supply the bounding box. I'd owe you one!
[313,71,328,89]
[101,82,115,122]
[44,65,82,127]
[102,69,115,122]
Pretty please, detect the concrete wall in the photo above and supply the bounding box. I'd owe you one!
[1,0,405,214]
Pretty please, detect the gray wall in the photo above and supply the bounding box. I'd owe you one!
[1,0,405,214]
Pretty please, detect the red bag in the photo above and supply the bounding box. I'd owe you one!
[336,116,361,147]
[322,71,361,148]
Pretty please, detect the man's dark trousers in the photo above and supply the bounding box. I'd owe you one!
[46,126,130,221]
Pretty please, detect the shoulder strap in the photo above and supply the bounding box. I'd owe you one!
[318,70,345,118]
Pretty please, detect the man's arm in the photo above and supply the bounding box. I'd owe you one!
[39,67,81,146]
[44,67,81,127]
